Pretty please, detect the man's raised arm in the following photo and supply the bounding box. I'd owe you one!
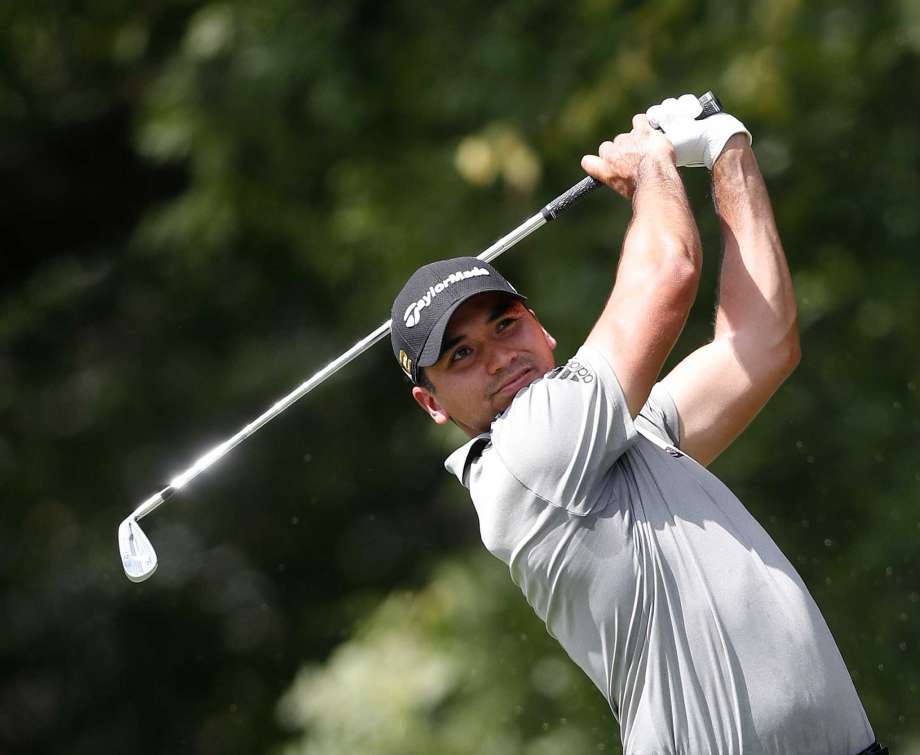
[581,115,702,418]
[661,133,801,465]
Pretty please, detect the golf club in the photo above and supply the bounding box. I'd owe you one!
[118,91,723,582]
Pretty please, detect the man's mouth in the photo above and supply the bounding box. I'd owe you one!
[492,367,535,398]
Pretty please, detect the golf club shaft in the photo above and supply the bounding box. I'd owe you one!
[131,204,558,521]
[129,90,723,523]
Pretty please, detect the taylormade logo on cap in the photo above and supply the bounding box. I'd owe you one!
[403,266,490,327]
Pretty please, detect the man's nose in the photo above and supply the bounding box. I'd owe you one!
[486,343,516,375]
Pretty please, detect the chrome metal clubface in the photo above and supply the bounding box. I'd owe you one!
[118,517,158,583]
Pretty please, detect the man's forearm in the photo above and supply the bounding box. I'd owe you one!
[625,156,702,276]
[583,132,703,417]
[711,136,798,349]
[603,155,701,417]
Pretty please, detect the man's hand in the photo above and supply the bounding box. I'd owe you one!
[646,94,751,169]
[581,115,676,198]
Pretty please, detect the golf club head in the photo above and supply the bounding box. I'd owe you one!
[118,517,158,582]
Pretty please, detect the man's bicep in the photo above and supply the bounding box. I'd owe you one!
[585,261,698,418]
[660,336,794,466]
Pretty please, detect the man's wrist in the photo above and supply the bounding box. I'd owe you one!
[711,134,753,172]
[636,151,678,184]
[633,152,688,214]
[711,138,762,201]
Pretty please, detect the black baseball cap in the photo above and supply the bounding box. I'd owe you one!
[390,257,526,383]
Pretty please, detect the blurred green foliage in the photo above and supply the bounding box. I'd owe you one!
[277,554,616,755]
[1,1,918,753]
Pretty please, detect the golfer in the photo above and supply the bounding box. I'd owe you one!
[390,96,883,755]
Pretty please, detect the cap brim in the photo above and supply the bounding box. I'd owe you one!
[416,288,527,369]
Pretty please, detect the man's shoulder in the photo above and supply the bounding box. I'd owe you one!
[472,344,635,516]
[491,343,633,456]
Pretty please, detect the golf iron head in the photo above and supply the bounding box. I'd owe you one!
[118,517,158,583]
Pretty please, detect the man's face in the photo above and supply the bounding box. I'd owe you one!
[411,292,557,436]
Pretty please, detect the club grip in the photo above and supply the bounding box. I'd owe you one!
[541,90,722,221]
[697,90,722,120]
[540,176,599,221]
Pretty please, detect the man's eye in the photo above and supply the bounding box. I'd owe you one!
[497,317,516,332]
[452,346,472,362]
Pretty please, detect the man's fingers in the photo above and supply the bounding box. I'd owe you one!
[677,93,703,118]
[632,113,651,132]
[581,154,608,181]
[648,94,702,129]
[598,140,617,161]
[582,153,633,198]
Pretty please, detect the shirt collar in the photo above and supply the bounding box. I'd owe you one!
[444,432,491,487]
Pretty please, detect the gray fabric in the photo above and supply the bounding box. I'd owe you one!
[636,381,682,448]
[445,344,874,755]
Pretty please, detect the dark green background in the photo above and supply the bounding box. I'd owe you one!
[2,1,918,752]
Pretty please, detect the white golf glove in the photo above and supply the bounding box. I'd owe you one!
[646,94,752,169]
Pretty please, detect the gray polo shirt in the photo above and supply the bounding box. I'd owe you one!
[445,344,874,755]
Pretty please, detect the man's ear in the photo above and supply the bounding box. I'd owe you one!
[528,308,557,352]
[411,386,451,425]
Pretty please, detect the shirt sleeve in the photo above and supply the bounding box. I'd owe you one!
[635,382,683,448]
[490,343,636,516]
